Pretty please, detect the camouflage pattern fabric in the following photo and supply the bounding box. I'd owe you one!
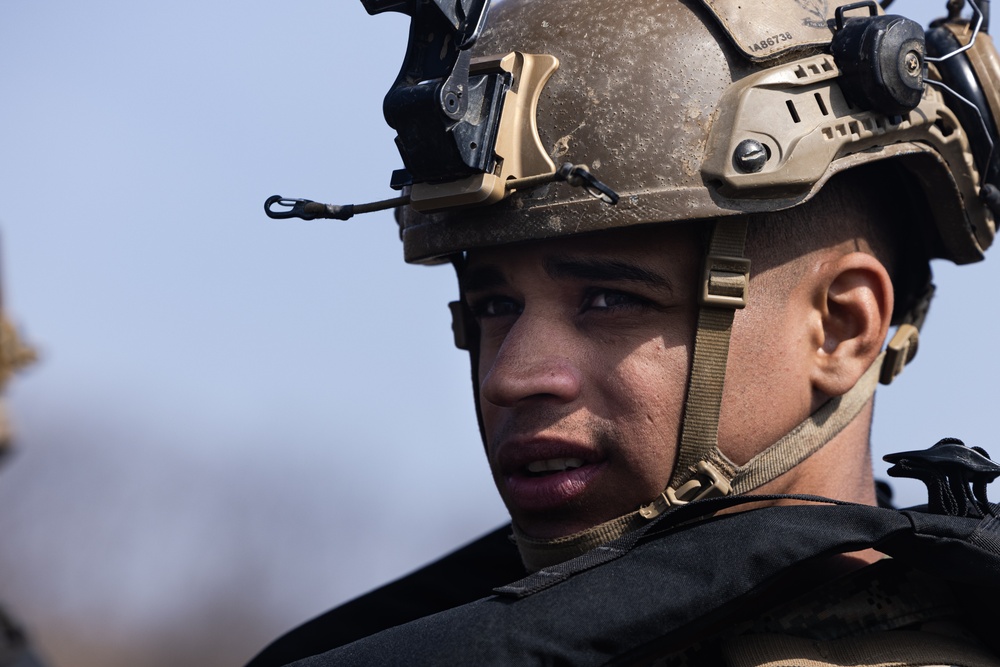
[654,559,997,666]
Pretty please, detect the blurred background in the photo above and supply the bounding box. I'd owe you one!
[0,1,995,666]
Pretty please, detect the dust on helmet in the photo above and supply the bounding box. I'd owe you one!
[398,0,995,268]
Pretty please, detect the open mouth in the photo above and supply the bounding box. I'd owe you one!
[524,457,585,477]
[501,451,605,513]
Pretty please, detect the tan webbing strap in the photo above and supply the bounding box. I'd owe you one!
[729,277,935,493]
[672,219,749,485]
[512,511,647,572]
[729,351,884,494]
[639,220,748,520]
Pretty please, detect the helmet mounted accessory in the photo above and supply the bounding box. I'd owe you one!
[264,0,618,222]
[265,0,1000,564]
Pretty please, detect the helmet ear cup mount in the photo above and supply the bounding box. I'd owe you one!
[831,1,926,115]
[831,0,1000,221]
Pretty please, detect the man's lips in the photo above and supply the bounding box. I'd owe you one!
[494,438,607,513]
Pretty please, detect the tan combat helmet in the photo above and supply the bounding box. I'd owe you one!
[268,0,1000,525]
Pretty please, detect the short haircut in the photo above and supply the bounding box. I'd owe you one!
[744,164,931,325]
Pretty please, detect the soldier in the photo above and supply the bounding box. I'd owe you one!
[250,0,1000,663]
[0,251,42,667]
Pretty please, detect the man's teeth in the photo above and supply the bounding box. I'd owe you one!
[526,458,585,474]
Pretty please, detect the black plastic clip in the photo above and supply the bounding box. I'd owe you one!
[264,195,355,221]
[830,0,926,115]
[884,438,1000,517]
[264,194,410,221]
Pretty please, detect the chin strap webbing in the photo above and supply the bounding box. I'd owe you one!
[639,219,749,518]
[516,347,888,569]
[729,278,934,493]
[637,349,885,521]
[512,512,647,573]
[729,351,883,493]
[637,234,936,520]
[511,225,937,565]
[673,219,750,475]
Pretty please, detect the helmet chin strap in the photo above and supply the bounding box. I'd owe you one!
[640,218,751,517]
[511,219,751,570]
[512,512,648,573]
[513,352,887,572]
[639,219,928,520]
[453,220,928,571]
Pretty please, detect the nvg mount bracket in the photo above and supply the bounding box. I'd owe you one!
[265,0,618,222]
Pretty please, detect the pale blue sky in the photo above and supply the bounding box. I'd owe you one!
[1,2,995,666]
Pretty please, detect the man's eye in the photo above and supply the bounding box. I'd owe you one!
[583,289,645,311]
[469,296,522,318]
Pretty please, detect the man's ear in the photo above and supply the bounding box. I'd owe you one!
[810,252,893,398]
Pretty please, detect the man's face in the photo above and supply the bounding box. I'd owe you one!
[463,225,701,539]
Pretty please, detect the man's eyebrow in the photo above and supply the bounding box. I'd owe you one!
[545,257,675,293]
[461,265,507,293]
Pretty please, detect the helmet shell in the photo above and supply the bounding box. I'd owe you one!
[398,0,993,265]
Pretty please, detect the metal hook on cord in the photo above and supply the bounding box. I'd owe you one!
[504,163,620,204]
[264,163,619,222]
[264,194,407,221]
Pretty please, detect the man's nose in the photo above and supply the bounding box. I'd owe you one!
[479,313,582,408]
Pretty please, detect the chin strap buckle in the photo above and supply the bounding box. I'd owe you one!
[639,461,733,519]
[701,255,751,309]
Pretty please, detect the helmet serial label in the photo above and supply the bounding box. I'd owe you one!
[750,32,795,53]
[699,0,853,61]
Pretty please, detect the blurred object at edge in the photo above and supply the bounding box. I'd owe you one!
[0,238,43,667]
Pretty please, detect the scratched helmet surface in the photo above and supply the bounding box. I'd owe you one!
[398,0,999,266]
